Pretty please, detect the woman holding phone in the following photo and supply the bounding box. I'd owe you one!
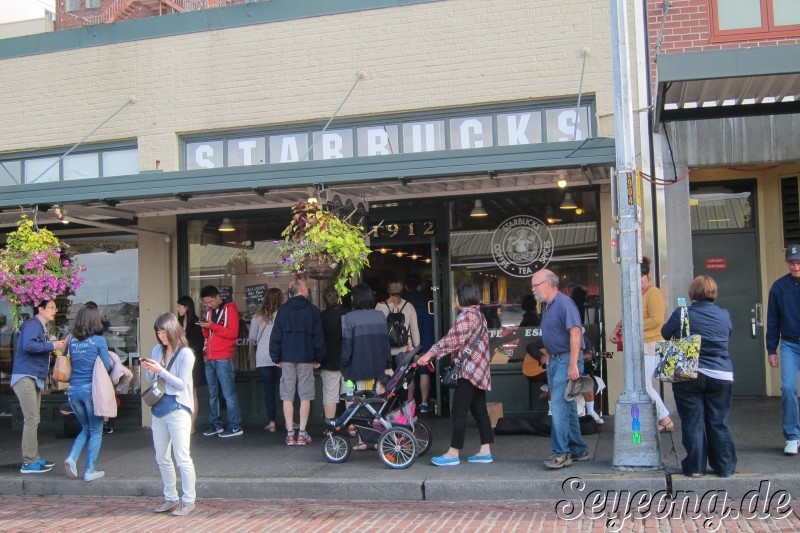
[141,312,196,516]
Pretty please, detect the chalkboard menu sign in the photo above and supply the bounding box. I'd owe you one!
[217,286,233,303]
[244,284,268,319]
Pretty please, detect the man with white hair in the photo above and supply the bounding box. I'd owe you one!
[531,269,589,469]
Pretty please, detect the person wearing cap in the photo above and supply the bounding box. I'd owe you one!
[531,269,588,469]
[767,245,800,455]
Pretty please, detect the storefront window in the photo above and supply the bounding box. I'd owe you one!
[184,211,308,371]
[448,190,601,366]
[0,234,139,395]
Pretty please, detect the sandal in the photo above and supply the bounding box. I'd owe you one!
[265,423,276,432]
[659,419,674,433]
[354,442,376,451]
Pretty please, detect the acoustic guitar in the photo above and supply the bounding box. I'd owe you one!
[522,351,547,380]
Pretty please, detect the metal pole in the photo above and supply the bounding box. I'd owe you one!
[610,0,661,470]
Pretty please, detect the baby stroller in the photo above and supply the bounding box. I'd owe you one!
[322,347,433,469]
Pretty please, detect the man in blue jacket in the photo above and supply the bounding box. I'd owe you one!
[12,300,66,474]
[269,279,326,446]
[767,245,800,455]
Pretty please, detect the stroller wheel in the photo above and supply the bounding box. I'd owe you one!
[322,432,352,463]
[413,420,432,457]
[378,426,417,469]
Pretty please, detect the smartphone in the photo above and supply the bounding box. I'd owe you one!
[139,357,153,363]
[677,297,687,307]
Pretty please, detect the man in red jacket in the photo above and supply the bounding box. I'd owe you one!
[199,286,243,438]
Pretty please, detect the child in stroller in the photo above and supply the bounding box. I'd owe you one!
[322,349,433,469]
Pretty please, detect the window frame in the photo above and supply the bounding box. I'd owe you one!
[710,0,800,42]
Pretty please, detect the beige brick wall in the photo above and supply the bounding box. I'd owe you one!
[0,0,620,170]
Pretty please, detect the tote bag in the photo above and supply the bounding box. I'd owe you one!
[655,306,700,383]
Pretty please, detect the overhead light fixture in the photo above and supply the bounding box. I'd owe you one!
[575,207,584,215]
[470,199,488,217]
[218,218,235,232]
[54,205,69,224]
[423,258,432,264]
[556,170,567,189]
[394,250,406,257]
[376,247,392,254]
[560,193,578,210]
[409,252,420,260]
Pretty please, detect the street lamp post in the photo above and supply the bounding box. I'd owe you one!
[610,0,662,470]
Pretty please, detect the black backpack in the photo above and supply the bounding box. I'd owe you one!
[385,301,409,348]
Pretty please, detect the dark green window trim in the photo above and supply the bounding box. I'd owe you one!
[0,0,442,60]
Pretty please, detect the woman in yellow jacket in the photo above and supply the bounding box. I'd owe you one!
[641,257,673,432]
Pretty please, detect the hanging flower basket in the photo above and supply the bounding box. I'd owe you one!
[0,215,86,331]
[273,201,371,297]
[303,256,342,280]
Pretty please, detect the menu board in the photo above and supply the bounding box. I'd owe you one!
[244,284,268,319]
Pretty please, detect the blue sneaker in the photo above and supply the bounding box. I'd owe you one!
[219,427,243,438]
[419,404,430,413]
[467,453,493,464]
[431,455,460,466]
[203,426,223,436]
[20,461,52,474]
[35,458,56,468]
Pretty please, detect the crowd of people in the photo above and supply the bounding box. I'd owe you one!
[17,246,800,508]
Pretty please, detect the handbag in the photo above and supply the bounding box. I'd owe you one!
[52,335,72,383]
[655,305,701,383]
[440,315,487,388]
[141,353,177,407]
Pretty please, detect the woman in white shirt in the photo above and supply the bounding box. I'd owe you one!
[141,312,196,516]
[249,288,284,432]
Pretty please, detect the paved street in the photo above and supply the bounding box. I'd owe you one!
[1,495,800,532]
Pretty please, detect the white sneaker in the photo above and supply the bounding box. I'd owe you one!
[784,440,798,455]
[589,411,604,425]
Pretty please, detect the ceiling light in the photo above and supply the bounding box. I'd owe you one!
[409,252,420,260]
[423,258,432,264]
[560,193,578,210]
[545,207,562,224]
[575,207,584,215]
[557,178,567,188]
[377,247,392,254]
[470,199,488,217]
[218,218,235,232]
[394,251,406,257]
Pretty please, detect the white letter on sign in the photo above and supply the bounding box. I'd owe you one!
[460,119,484,148]
[195,145,215,169]
[322,133,344,159]
[506,114,530,145]
[237,140,257,165]
[367,128,391,155]
[280,137,300,162]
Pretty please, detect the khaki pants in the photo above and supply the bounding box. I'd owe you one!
[12,377,41,464]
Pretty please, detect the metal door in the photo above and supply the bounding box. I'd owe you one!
[692,231,765,396]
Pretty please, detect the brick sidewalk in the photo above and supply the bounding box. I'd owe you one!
[1,496,798,532]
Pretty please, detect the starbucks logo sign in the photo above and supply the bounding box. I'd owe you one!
[491,216,554,277]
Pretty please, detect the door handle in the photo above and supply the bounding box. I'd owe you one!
[751,318,757,339]
[755,303,764,327]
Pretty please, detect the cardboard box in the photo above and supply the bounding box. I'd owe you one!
[487,402,503,428]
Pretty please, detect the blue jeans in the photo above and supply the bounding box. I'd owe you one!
[205,359,242,429]
[547,354,586,456]
[67,383,104,473]
[673,373,736,477]
[256,366,281,424]
[780,340,800,441]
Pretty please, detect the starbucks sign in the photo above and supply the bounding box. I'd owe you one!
[491,216,554,277]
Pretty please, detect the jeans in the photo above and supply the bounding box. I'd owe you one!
[256,366,281,423]
[205,358,242,429]
[644,343,670,421]
[547,354,586,456]
[780,340,800,441]
[12,377,41,464]
[152,408,196,505]
[67,383,104,473]
[449,378,494,450]
[673,373,736,477]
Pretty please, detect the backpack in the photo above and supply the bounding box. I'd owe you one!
[385,301,409,348]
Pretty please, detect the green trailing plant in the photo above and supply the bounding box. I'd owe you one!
[274,201,371,297]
